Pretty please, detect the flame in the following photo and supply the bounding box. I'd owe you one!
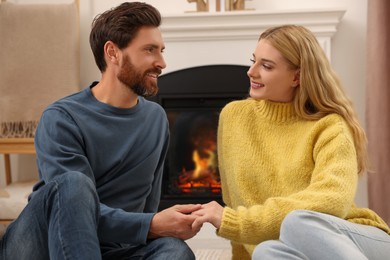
[176,147,220,192]
[175,137,221,194]
[191,148,216,179]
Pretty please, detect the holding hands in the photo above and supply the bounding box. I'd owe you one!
[191,201,224,231]
[148,201,224,241]
[148,204,202,240]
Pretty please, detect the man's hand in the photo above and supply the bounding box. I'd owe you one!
[191,201,223,231]
[148,204,202,240]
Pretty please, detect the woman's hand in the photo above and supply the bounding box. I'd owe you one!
[191,201,224,230]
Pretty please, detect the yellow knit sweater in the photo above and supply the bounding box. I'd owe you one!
[216,99,390,259]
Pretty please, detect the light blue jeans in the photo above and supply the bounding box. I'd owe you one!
[0,172,195,260]
[252,210,390,260]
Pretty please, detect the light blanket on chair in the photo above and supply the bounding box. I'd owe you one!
[0,1,80,138]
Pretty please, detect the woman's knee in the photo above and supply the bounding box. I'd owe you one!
[252,240,281,259]
[281,210,319,233]
[280,210,338,246]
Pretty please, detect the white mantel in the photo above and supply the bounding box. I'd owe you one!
[160,9,345,74]
[162,9,345,40]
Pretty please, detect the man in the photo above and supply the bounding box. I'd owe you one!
[0,2,201,259]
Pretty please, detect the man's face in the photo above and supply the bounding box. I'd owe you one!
[117,26,166,97]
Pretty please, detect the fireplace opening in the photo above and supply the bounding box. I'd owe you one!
[148,65,250,210]
[167,107,220,196]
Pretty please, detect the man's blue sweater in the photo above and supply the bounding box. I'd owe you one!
[33,82,169,245]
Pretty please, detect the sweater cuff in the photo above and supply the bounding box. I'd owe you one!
[217,207,240,240]
[141,213,155,243]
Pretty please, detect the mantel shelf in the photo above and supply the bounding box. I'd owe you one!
[161,8,346,42]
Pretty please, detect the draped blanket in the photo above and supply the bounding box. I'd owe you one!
[0,1,80,138]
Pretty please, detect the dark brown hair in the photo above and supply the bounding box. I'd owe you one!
[89,2,161,72]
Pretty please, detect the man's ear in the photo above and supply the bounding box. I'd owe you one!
[104,41,119,65]
[293,69,300,87]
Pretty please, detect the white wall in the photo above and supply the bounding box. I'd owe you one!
[2,0,368,207]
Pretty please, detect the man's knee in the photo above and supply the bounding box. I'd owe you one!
[163,237,195,259]
[151,237,195,260]
[52,171,98,209]
[55,171,93,187]
[55,171,95,194]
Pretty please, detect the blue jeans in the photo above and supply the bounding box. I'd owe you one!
[100,238,195,260]
[0,172,195,260]
[252,210,390,260]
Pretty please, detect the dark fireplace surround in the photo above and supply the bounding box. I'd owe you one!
[148,64,250,210]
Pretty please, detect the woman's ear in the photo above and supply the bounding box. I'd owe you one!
[293,69,300,87]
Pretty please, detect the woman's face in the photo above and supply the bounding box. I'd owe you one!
[247,39,299,102]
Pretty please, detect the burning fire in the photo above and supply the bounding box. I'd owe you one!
[192,148,216,179]
[171,111,222,195]
[176,146,221,194]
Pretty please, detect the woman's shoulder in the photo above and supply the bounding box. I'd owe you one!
[317,113,348,129]
[313,113,354,143]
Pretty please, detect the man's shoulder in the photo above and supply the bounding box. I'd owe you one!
[38,88,89,125]
[54,87,88,105]
[141,97,166,114]
[46,88,88,111]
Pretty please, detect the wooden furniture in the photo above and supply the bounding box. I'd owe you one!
[0,138,35,185]
[0,138,36,225]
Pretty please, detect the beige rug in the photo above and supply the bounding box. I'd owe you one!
[194,249,232,260]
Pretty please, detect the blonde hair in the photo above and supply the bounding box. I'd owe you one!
[259,25,368,174]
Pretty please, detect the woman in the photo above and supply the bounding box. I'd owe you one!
[191,25,390,259]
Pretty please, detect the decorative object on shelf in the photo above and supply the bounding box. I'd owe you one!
[187,0,209,12]
[187,0,246,13]
[225,0,245,11]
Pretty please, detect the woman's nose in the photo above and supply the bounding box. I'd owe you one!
[247,65,255,78]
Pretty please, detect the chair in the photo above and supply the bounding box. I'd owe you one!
[0,0,80,229]
[0,138,35,225]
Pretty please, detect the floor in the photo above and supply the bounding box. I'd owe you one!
[187,223,232,259]
[0,222,233,259]
[193,249,232,259]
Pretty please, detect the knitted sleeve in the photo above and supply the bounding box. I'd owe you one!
[217,113,359,245]
[217,108,232,208]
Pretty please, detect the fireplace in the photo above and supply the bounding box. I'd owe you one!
[148,64,250,209]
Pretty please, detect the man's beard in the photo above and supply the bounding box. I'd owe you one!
[117,55,160,97]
